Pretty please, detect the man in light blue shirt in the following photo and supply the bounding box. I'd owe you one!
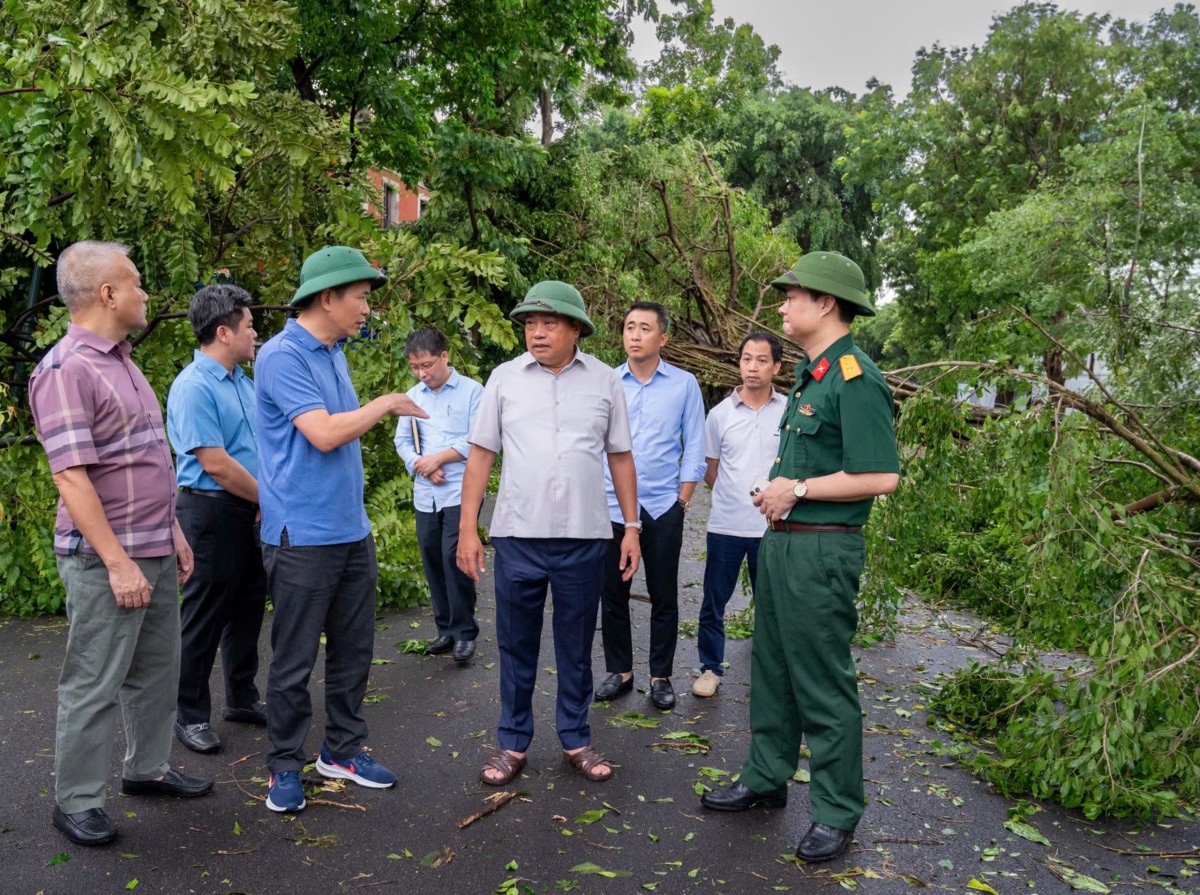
[167,285,267,755]
[394,328,483,662]
[597,302,706,711]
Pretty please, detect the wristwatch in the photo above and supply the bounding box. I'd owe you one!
[792,479,808,500]
[624,520,643,532]
[677,498,692,513]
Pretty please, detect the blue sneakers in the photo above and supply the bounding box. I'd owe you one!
[266,771,306,813]
[315,746,397,789]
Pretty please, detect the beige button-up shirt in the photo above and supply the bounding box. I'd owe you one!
[469,350,632,539]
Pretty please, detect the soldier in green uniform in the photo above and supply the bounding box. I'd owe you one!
[699,251,900,864]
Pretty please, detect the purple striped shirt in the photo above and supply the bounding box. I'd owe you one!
[29,323,177,557]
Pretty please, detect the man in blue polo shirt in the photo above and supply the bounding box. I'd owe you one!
[167,285,268,755]
[394,328,483,662]
[596,302,706,711]
[255,246,427,813]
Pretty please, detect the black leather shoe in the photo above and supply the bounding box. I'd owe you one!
[650,678,676,710]
[175,720,221,753]
[121,769,213,798]
[52,806,117,846]
[795,823,854,863]
[700,781,787,812]
[594,672,633,701]
[427,634,454,655]
[223,700,267,726]
[452,639,476,662]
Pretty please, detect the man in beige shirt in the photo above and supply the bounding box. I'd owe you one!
[458,281,640,787]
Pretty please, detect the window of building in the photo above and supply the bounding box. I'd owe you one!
[383,183,399,228]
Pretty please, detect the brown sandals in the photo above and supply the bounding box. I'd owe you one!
[564,745,613,782]
[481,749,527,786]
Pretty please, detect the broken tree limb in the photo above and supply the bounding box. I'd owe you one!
[457,790,523,829]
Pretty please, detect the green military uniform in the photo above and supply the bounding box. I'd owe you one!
[736,312,899,831]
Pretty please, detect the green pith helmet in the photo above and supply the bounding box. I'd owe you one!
[509,280,596,338]
[770,251,874,317]
[291,246,387,307]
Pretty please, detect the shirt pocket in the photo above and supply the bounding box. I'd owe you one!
[780,413,822,476]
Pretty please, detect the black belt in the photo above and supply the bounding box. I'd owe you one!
[766,521,862,533]
[179,487,257,509]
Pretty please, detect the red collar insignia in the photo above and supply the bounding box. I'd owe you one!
[812,357,831,381]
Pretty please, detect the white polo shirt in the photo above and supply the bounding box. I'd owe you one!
[705,387,787,537]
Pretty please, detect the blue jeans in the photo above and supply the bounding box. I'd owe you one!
[698,532,761,675]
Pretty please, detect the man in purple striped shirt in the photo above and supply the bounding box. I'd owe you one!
[29,241,214,847]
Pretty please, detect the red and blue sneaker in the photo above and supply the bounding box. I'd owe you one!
[315,746,396,789]
[265,770,306,813]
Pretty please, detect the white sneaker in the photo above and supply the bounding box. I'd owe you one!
[692,670,721,698]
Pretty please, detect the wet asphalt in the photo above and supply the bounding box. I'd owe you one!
[0,490,1196,894]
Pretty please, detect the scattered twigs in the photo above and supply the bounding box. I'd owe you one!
[457,790,523,829]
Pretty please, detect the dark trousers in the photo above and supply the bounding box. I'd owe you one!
[415,504,478,641]
[262,533,378,772]
[600,502,684,678]
[176,491,267,724]
[697,532,761,676]
[492,537,607,753]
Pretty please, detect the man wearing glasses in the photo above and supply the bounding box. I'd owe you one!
[394,328,484,662]
[166,285,268,754]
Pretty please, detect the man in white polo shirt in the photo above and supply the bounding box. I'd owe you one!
[692,331,785,698]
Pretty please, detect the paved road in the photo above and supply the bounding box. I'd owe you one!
[1,492,1195,894]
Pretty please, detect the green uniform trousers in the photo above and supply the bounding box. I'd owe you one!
[738,529,866,832]
[55,553,179,813]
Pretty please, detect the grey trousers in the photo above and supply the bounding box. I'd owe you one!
[262,533,378,772]
[55,552,179,813]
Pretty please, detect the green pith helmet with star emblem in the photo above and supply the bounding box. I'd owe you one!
[771,251,874,317]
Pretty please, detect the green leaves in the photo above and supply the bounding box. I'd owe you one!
[1003,818,1050,846]
[569,862,630,879]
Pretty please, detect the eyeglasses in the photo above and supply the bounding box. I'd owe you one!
[408,359,441,375]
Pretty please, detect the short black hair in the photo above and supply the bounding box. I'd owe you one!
[189,284,252,345]
[801,289,858,324]
[739,331,782,363]
[404,328,448,358]
[624,301,670,334]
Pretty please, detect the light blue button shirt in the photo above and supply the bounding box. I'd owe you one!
[605,358,707,521]
[167,350,258,490]
[394,369,483,512]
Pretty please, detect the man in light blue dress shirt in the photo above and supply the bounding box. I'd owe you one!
[596,302,706,711]
[394,329,484,662]
[166,285,268,755]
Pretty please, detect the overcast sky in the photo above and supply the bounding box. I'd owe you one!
[633,0,1175,95]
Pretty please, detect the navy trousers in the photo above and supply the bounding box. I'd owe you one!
[492,537,608,752]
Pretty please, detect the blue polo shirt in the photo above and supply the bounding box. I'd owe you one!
[255,319,370,546]
[167,350,259,491]
[605,358,707,521]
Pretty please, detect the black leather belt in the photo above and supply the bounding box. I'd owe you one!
[179,486,256,509]
[766,521,862,533]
